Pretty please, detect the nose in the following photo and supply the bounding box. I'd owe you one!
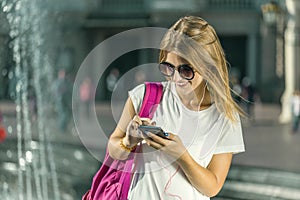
[171,70,183,82]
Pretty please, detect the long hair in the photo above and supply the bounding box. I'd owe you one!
[159,16,244,122]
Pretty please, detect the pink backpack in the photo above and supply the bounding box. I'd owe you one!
[83,82,163,200]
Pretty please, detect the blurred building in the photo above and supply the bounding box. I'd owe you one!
[0,0,299,108]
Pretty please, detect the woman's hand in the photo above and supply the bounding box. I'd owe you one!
[123,115,154,147]
[144,132,187,160]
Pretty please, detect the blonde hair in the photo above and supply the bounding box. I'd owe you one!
[159,16,244,122]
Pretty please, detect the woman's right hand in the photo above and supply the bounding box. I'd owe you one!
[122,115,153,147]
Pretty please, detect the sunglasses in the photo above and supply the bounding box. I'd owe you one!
[158,62,195,80]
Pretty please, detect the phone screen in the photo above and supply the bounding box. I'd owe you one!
[138,125,169,139]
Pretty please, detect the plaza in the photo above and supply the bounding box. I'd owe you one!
[1,0,300,199]
[1,102,300,199]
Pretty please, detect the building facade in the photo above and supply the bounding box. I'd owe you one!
[0,0,296,107]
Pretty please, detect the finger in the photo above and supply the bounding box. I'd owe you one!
[127,121,141,138]
[145,138,163,149]
[133,115,142,125]
[137,129,146,138]
[147,132,169,145]
[140,129,149,139]
[128,121,138,132]
[140,117,152,125]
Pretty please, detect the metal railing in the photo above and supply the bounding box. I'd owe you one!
[207,0,255,10]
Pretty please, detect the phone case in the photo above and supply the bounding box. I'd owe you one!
[138,125,169,139]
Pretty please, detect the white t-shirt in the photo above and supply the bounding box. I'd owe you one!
[128,81,245,200]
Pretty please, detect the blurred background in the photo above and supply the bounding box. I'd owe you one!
[0,0,300,199]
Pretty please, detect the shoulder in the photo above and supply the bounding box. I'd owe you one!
[129,83,145,97]
[128,82,168,113]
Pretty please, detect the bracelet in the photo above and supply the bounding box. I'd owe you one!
[120,137,137,152]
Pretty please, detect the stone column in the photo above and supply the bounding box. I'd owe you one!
[247,33,258,85]
[279,0,300,123]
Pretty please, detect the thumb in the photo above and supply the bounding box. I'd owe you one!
[151,121,156,126]
[132,115,142,125]
[140,117,152,125]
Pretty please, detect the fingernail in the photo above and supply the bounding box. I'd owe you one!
[164,132,169,137]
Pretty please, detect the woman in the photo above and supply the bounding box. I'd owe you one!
[108,16,245,199]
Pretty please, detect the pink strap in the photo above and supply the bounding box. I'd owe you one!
[116,149,136,200]
[139,82,163,118]
[119,82,163,199]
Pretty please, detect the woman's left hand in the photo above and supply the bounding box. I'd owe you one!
[144,132,187,160]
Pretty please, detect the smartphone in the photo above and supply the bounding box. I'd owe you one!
[138,125,169,139]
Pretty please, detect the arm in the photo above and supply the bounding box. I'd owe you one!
[108,97,152,160]
[108,97,136,160]
[178,151,232,197]
[145,132,232,197]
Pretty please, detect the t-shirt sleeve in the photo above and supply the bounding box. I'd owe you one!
[128,84,145,114]
[214,114,245,154]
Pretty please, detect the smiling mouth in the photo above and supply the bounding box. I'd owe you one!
[176,82,189,87]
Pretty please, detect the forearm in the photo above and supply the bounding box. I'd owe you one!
[108,117,147,160]
[177,152,224,197]
[108,136,132,160]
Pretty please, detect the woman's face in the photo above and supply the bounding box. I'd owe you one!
[164,52,204,96]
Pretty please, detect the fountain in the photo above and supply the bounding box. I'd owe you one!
[0,0,99,199]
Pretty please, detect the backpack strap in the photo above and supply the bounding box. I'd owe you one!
[139,82,163,118]
[119,82,163,200]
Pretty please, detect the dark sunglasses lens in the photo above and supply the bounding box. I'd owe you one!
[159,63,174,76]
[179,65,194,80]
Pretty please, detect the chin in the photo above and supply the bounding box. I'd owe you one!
[176,83,194,95]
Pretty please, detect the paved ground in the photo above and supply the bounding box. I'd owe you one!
[1,101,300,172]
[234,103,300,173]
[1,101,300,199]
